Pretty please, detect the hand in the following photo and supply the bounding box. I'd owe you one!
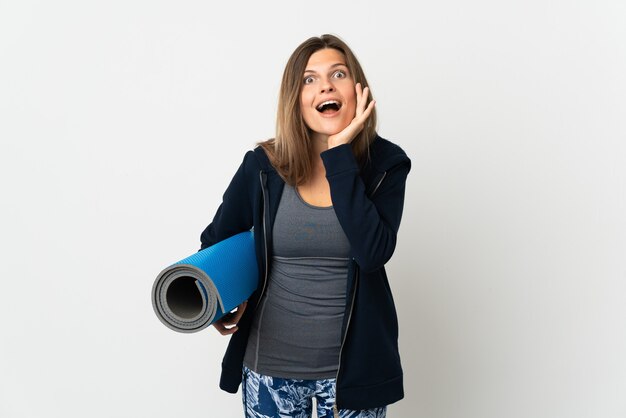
[212,301,247,335]
[327,83,376,149]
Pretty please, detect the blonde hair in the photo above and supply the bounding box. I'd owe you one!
[260,34,377,186]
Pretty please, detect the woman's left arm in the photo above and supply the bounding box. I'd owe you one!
[321,144,410,273]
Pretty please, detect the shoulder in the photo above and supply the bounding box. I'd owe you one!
[368,135,411,173]
[233,145,275,174]
[248,142,277,172]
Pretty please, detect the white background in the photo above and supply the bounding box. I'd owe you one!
[1,1,625,417]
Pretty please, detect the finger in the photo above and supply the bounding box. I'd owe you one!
[230,301,247,324]
[220,315,236,326]
[354,83,363,113]
[356,86,370,117]
[362,98,375,118]
[220,301,247,326]
[355,82,363,101]
[353,99,376,128]
[212,322,238,335]
[221,326,238,335]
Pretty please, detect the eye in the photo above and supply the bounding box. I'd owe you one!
[333,70,346,79]
[303,75,315,85]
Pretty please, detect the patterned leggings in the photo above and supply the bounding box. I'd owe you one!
[242,366,387,418]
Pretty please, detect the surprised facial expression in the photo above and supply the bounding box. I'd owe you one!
[300,48,356,141]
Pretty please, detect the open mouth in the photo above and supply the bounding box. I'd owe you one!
[316,100,342,114]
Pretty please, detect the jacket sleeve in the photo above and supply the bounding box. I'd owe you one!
[199,151,255,250]
[320,144,410,273]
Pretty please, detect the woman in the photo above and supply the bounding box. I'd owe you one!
[200,34,410,418]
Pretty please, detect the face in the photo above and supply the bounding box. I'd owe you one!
[300,48,356,140]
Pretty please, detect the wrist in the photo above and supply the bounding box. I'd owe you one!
[327,136,346,150]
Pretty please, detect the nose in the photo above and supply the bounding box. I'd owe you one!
[320,78,335,93]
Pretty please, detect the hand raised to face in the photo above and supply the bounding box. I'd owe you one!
[327,82,376,150]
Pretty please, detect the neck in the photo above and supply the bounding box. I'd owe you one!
[311,133,329,156]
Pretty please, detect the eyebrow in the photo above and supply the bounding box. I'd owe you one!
[303,63,348,74]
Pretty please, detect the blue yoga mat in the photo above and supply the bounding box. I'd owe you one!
[152,231,258,333]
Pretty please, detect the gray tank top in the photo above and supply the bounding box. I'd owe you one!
[243,184,350,379]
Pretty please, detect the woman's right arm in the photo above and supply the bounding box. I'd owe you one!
[198,151,256,334]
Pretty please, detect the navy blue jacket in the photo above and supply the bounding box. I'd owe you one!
[200,135,411,410]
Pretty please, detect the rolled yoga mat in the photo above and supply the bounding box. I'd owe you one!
[152,231,258,333]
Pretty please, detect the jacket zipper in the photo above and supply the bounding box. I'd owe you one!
[257,171,270,303]
[251,171,271,370]
[333,170,387,416]
[333,262,359,418]
[371,172,387,196]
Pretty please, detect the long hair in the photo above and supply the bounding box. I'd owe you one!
[260,34,377,186]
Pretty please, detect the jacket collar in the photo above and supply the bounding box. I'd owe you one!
[253,135,410,176]
[366,135,412,173]
[252,146,276,173]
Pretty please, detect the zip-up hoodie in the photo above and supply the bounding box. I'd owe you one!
[200,135,411,410]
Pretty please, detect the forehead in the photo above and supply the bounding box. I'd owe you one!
[305,48,347,70]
